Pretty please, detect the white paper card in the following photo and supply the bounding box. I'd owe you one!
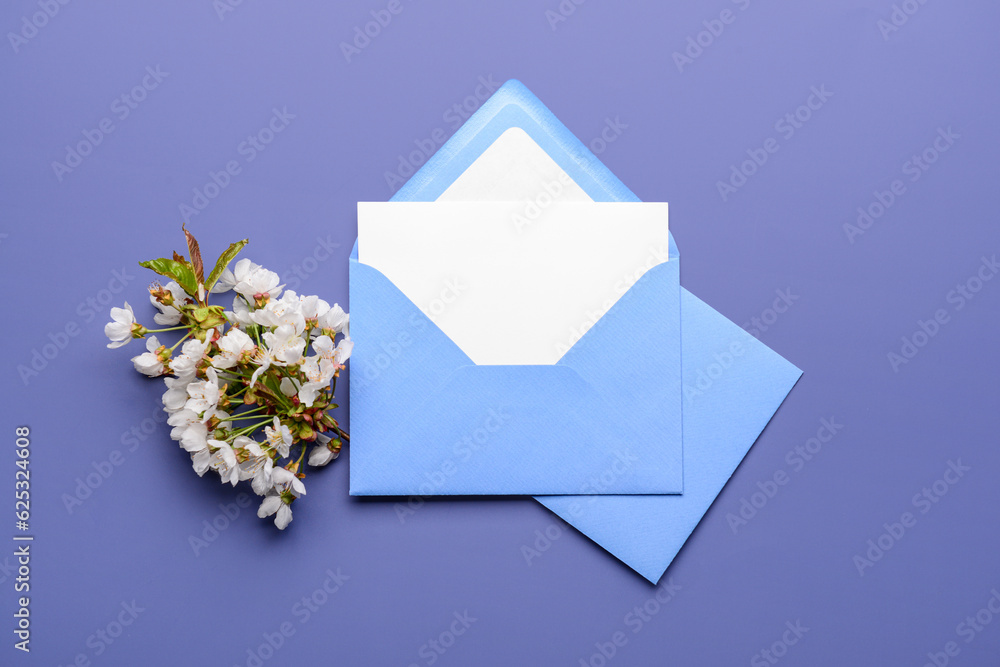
[357,201,669,365]
[438,127,592,202]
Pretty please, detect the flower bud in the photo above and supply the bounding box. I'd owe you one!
[149,284,174,307]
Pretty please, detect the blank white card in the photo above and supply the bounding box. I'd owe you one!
[357,201,669,365]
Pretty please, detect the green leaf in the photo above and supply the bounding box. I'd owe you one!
[190,305,226,329]
[139,258,199,296]
[205,239,249,292]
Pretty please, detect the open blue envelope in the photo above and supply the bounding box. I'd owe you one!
[365,79,801,581]
[350,244,682,495]
[350,91,684,497]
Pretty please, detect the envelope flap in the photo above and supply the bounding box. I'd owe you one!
[559,259,682,441]
[349,255,472,418]
[392,80,678,259]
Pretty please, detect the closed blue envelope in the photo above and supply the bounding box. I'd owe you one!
[378,79,801,581]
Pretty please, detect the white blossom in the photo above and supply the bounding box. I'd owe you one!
[308,433,339,467]
[279,377,298,397]
[299,294,330,323]
[334,337,353,365]
[208,439,239,485]
[185,367,224,415]
[250,325,306,386]
[210,259,259,294]
[308,333,351,367]
[264,417,293,458]
[171,338,210,381]
[105,302,137,349]
[258,467,306,529]
[227,295,255,327]
[212,328,255,370]
[162,376,192,413]
[250,290,306,333]
[235,262,283,302]
[180,422,209,453]
[316,303,347,334]
[150,281,188,325]
[167,408,199,441]
[272,467,306,496]
[257,493,292,529]
[297,357,336,407]
[110,242,351,527]
[131,336,165,377]
[235,437,274,495]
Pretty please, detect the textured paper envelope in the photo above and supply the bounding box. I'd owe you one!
[350,199,683,496]
[376,79,801,582]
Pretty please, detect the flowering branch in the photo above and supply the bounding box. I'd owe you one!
[105,228,351,529]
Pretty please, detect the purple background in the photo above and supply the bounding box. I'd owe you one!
[2,1,999,665]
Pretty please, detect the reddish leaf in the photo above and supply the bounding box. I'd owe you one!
[183,225,205,283]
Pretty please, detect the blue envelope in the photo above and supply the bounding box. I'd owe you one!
[361,79,801,581]
[350,255,682,496]
[350,208,682,495]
